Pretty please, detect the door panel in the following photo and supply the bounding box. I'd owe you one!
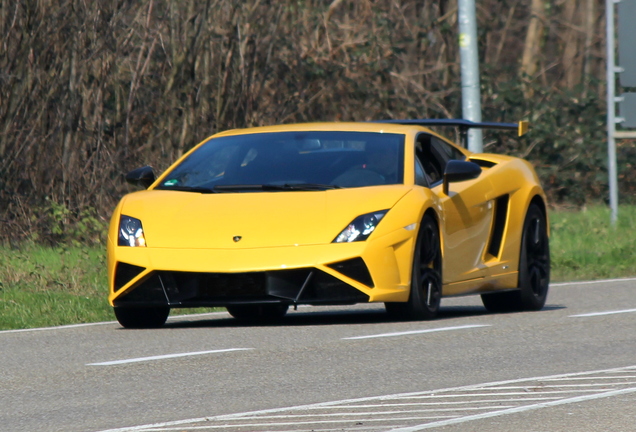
[415,132,494,286]
[436,175,494,284]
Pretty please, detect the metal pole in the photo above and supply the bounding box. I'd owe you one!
[458,0,483,153]
[606,0,619,225]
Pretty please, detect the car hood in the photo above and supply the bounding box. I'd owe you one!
[119,186,410,249]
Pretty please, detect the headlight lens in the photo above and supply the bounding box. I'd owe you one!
[333,210,388,243]
[118,215,147,247]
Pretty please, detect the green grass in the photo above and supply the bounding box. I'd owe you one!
[1,205,635,330]
[549,204,636,282]
[0,245,113,329]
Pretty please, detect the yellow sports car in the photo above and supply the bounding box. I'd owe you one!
[107,119,549,328]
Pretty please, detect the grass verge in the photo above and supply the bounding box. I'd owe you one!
[1,205,634,330]
[549,205,636,281]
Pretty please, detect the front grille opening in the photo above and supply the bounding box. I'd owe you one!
[113,267,369,307]
[327,257,374,287]
[114,262,146,292]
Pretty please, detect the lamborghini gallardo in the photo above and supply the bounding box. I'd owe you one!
[107,119,550,328]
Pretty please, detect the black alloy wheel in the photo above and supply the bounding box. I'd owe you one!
[385,214,442,320]
[113,306,170,329]
[481,202,550,312]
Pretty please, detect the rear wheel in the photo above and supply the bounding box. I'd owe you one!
[226,304,289,322]
[482,203,550,312]
[113,306,170,329]
[385,214,442,320]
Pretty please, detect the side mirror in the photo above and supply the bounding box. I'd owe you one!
[125,166,156,189]
[443,160,481,195]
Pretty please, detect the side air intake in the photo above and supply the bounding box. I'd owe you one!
[488,195,509,257]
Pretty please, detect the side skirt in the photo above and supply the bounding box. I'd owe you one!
[442,272,518,297]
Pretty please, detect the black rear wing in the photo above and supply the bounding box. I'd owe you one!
[375,119,529,148]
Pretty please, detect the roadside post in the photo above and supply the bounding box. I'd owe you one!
[457,0,483,153]
[607,0,636,225]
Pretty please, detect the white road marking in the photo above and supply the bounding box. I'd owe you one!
[0,321,114,334]
[218,405,517,420]
[387,387,636,431]
[569,308,636,317]
[93,365,636,432]
[105,417,457,431]
[543,375,636,381]
[86,348,252,366]
[0,312,229,335]
[405,390,615,398]
[307,398,560,408]
[550,276,636,287]
[452,382,636,390]
[342,324,490,340]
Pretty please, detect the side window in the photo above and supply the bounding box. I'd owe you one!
[415,134,443,184]
[416,134,466,186]
[431,137,465,163]
[415,158,429,186]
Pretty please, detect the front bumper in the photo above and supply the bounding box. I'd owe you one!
[108,228,416,308]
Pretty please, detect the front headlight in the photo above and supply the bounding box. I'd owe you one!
[118,215,147,247]
[333,210,388,243]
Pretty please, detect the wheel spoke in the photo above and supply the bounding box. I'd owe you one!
[532,218,541,244]
[420,226,439,267]
[525,218,545,256]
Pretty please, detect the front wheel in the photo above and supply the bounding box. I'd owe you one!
[113,306,170,329]
[482,203,550,312]
[385,214,442,320]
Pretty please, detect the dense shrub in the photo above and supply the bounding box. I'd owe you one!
[0,0,633,244]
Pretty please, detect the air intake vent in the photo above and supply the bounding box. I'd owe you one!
[327,257,374,287]
[488,195,509,257]
[469,158,497,168]
[114,262,146,292]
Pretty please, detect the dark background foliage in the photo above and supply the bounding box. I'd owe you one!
[1,0,634,245]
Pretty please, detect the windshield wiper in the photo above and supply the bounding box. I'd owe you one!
[164,183,345,193]
[262,183,342,191]
[156,185,217,193]
[212,184,341,192]
[212,184,266,192]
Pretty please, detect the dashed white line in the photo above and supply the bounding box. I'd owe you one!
[342,324,490,340]
[569,308,636,317]
[86,348,252,366]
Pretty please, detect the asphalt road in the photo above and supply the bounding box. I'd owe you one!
[2,278,636,432]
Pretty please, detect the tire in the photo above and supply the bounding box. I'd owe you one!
[113,306,170,329]
[481,203,550,312]
[226,304,289,322]
[385,214,442,320]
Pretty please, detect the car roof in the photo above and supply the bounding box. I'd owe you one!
[213,122,433,137]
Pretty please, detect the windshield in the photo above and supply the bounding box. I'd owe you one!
[156,131,405,192]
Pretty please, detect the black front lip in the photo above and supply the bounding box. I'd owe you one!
[112,266,371,308]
